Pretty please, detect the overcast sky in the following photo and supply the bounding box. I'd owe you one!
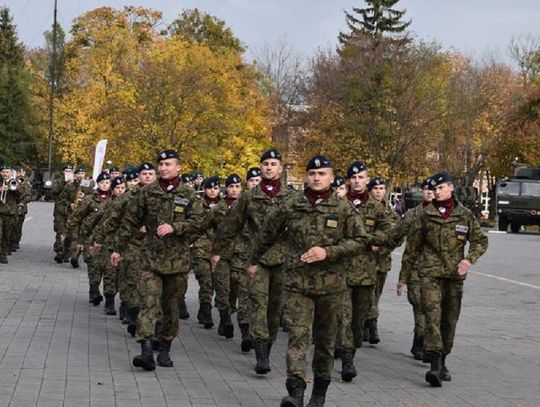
[2,0,539,63]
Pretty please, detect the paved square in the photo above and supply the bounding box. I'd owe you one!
[0,203,539,406]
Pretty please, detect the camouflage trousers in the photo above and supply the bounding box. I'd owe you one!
[249,264,284,344]
[95,248,118,296]
[421,276,463,356]
[214,254,249,324]
[0,214,13,256]
[282,290,340,381]
[407,276,425,337]
[367,271,388,320]
[83,246,101,287]
[336,284,375,349]
[192,257,213,305]
[52,213,67,254]
[135,271,187,342]
[119,245,142,309]
[13,214,25,246]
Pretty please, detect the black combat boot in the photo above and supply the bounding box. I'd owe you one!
[132,340,155,371]
[425,352,442,387]
[254,341,271,374]
[239,323,253,353]
[156,338,174,367]
[70,255,79,268]
[366,318,380,344]
[54,253,63,264]
[410,335,424,360]
[0,255,8,264]
[306,377,330,407]
[198,303,214,329]
[219,311,234,339]
[340,348,357,382]
[90,285,103,306]
[440,354,452,381]
[126,307,139,337]
[62,251,70,263]
[104,294,116,315]
[280,377,306,407]
[178,297,190,319]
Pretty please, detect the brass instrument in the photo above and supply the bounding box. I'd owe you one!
[0,178,19,204]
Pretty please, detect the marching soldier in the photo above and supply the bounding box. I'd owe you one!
[211,149,293,375]
[335,161,390,382]
[52,164,73,263]
[0,164,20,264]
[112,150,204,371]
[371,172,488,387]
[10,166,32,251]
[398,177,433,360]
[246,167,262,189]
[249,155,367,407]
[190,175,222,329]
[365,176,401,344]
[65,171,111,305]
[332,176,347,198]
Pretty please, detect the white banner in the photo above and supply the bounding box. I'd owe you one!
[92,139,108,182]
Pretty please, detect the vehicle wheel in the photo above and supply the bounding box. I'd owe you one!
[498,217,508,232]
[510,222,521,234]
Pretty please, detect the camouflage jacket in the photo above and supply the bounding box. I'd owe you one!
[91,193,130,247]
[115,180,204,275]
[374,199,488,280]
[52,175,68,218]
[212,184,293,267]
[399,203,427,284]
[66,192,110,245]
[190,198,223,260]
[251,190,367,295]
[373,199,401,273]
[61,179,96,217]
[17,180,33,215]
[345,195,391,286]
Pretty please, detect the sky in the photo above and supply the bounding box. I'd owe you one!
[2,0,539,64]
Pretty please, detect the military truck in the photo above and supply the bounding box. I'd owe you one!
[496,166,540,233]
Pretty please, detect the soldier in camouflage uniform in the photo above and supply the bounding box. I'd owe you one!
[211,149,292,375]
[52,164,73,263]
[335,161,391,382]
[397,177,434,360]
[365,177,401,344]
[94,163,156,336]
[90,176,128,315]
[332,176,347,198]
[62,166,96,268]
[0,164,20,264]
[9,166,32,251]
[371,172,488,387]
[112,150,204,371]
[190,175,222,329]
[65,172,111,305]
[249,155,367,407]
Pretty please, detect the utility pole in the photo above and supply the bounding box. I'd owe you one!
[47,0,58,176]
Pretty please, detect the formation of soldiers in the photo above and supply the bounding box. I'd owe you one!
[47,148,488,407]
[0,164,32,265]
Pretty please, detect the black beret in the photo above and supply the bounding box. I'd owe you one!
[421,177,432,189]
[429,172,453,189]
[332,176,346,187]
[192,171,203,179]
[0,163,11,170]
[109,166,120,173]
[367,177,385,191]
[111,176,125,188]
[225,173,242,186]
[96,172,110,183]
[125,169,138,181]
[62,163,73,171]
[138,162,155,173]
[260,149,282,162]
[306,155,332,172]
[203,176,220,189]
[246,167,261,180]
[75,166,86,174]
[157,149,179,162]
[347,161,367,178]
[181,173,192,183]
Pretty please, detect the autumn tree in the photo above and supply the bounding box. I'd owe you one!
[0,6,36,165]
